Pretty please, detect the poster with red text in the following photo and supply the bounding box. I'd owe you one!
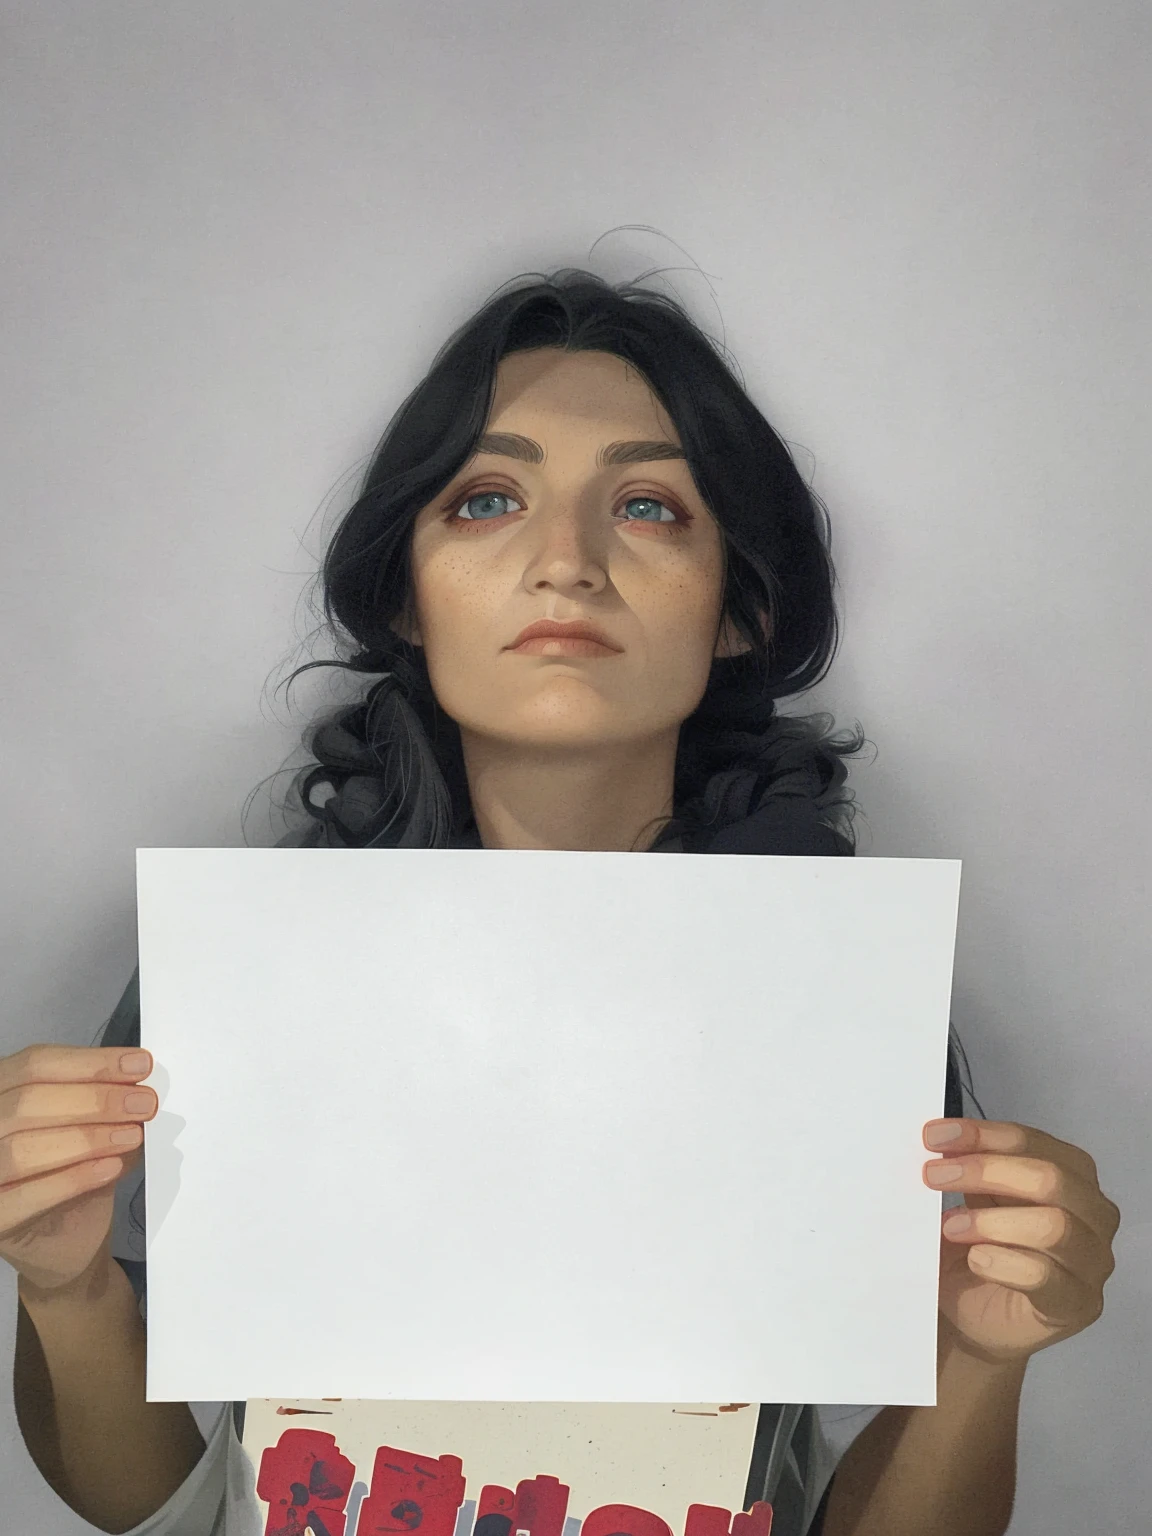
[241,1399,773,1536]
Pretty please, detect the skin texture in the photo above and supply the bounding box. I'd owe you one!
[400,347,749,852]
[4,1046,203,1531]
[822,1115,1119,1536]
[3,348,1120,1534]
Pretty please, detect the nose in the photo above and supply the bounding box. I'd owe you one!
[520,501,608,599]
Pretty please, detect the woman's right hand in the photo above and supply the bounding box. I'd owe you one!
[0,1045,157,1293]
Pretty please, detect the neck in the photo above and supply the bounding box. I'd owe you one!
[460,730,679,852]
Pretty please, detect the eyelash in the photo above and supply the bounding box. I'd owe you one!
[443,485,692,533]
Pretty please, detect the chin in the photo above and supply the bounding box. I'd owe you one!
[535,712,688,755]
[469,698,651,752]
[511,711,634,749]
[449,678,689,754]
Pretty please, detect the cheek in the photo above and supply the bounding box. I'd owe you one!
[409,552,516,720]
[412,550,489,647]
[637,562,724,659]
[615,573,722,722]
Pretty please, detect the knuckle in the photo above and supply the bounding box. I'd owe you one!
[11,1087,35,1123]
[3,1046,33,1084]
[12,1044,51,1075]
[1026,1255,1053,1288]
[998,1120,1034,1150]
[982,1153,1019,1187]
[5,1130,36,1175]
[1035,1207,1069,1246]
[1035,1163,1064,1202]
[13,1083,59,1123]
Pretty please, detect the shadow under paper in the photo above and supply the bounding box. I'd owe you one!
[143,1061,185,1242]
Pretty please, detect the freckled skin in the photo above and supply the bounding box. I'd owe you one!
[402,348,747,757]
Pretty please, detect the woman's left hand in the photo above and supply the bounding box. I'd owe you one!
[922,1118,1120,1363]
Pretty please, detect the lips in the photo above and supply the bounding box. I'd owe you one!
[505,619,623,656]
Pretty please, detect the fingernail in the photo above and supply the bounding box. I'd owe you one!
[120,1051,151,1075]
[110,1125,143,1146]
[942,1211,973,1236]
[123,1090,154,1113]
[925,1161,964,1186]
[925,1121,964,1147]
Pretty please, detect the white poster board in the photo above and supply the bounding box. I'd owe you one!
[137,848,960,1405]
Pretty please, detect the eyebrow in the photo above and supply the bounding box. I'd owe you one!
[473,432,687,467]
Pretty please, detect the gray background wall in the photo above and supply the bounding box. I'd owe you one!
[2,3,1148,1530]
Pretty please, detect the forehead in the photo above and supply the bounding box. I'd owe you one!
[488,348,679,443]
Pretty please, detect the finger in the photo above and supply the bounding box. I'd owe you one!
[0,1122,144,1188]
[963,1243,1102,1327]
[923,1118,1104,1192]
[941,1204,1115,1287]
[0,1046,153,1096]
[0,1081,158,1141]
[923,1153,1116,1244]
[0,1157,125,1239]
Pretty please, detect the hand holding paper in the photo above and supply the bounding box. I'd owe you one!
[925,1117,1120,1363]
[0,1044,155,1291]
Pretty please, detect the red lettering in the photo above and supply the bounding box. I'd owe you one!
[684,1508,731,1536]
[510,1474,570,1536]
[256,1428,355,1536]
[256,1434,772,1536]
[685,1504,773,1536]
[731,1502,773,1536]
[477,1486,517,1519]
[357,1446,467,1536]
[581,1506,674,1536]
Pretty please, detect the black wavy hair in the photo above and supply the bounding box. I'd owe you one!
[276,266,869,853]
[262,265,978,1116]
[89,261,984,1273]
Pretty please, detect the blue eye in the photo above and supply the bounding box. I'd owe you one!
[456,492,522,521]
[618,496,677,524]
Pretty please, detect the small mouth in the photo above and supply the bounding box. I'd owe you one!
[505,619,623,655]
[508,635,621,657]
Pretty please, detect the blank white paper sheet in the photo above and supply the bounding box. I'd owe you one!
[136,848,961,1406]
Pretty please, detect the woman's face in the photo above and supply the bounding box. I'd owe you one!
[403,347,745,755]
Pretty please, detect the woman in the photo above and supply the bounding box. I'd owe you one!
[2,269,1119,1536]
